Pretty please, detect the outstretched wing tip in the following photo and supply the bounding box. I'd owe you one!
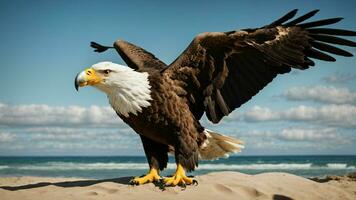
[267,9,299,27]
[90,41,113,53]
[269,9,347,28]
[268,9,355,60]
[165,9,355,123]
[289,9,299,15]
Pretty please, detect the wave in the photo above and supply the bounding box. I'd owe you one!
[326,163,353,169]
[17,162,151,170]
[199,163,355,170]
[0,165,9,170]
[198,163,314,170]
[3,162,354,171]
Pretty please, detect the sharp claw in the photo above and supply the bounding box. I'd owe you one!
[163,164,196,187]
[193,179,198,186]
[129,180,136,185]
[180,183,187,190]
[129,169,161,185]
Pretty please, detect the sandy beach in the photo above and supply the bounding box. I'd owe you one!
[0,171,355,200]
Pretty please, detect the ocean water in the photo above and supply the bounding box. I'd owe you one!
[0,156,355,179]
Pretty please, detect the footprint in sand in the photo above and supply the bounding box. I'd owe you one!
[214,183,233,194]
[91,185,119,194]
[233,185,267,198]
[106,188,119,194]
[86,191,98,196]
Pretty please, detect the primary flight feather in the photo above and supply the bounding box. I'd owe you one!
[75,9,356,186]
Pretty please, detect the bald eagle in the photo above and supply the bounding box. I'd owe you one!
[75,10,355,186]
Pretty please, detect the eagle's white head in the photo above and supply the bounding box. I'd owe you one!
[75,61,152,117]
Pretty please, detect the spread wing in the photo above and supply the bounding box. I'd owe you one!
[91,40,167,72]
[164,9,356,123]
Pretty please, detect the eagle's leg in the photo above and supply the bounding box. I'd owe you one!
[130,135,168,185]
[163,132,199,187]
[130,167,161,185]
[163,164,196,186]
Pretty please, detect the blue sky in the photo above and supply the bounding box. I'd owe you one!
[0,0,355,156]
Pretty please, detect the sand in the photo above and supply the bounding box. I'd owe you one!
[0,172,355,200]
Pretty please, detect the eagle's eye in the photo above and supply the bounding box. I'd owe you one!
[103,69,112,75]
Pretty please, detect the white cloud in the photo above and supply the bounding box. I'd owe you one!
[243,104,356,128]
[247,130,274,137]
[233,127,351,152]
[278,128,339,142]
[244,106,279,122]
[284,105,356,127]
[25,127,133,141]
[244,128,349,145]
[283,105,319,121]
[283,86,356,104]
[0,102,125,127]
[0,126,141,154]
[0,132,15,142]
[323,72,356,84]
[240,128,341,142]
[0,102,141,154]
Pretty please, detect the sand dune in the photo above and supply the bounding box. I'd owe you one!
[0,172,355,200]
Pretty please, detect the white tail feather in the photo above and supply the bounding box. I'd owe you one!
[199,129,244,160]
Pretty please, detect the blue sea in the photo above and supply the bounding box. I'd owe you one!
[0,156,355,179]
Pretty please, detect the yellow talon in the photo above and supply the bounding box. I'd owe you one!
[130,168,161,185]
[163,164,196,186]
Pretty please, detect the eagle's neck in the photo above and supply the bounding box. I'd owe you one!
[98,70,152,117]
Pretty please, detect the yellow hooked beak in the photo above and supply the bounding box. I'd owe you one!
[75,68,102,91]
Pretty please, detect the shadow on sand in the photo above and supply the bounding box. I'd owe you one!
[0,176,134,191]
[273,194,294,200]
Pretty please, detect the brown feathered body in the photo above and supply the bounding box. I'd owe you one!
[119,71,206,171]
